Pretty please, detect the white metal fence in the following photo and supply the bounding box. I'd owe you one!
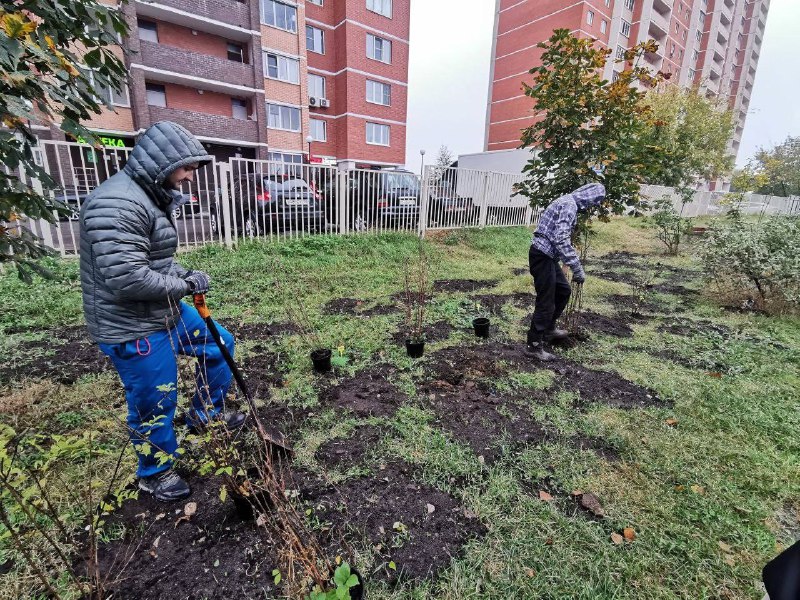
[7,141,800,258]
[641,184,800,218]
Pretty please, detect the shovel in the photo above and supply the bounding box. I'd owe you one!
[193,293,293,456]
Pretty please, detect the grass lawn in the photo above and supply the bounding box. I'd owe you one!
[0,218,798,599]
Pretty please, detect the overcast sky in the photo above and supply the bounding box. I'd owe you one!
[403,0,800,171]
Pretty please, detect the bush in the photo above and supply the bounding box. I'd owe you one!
[648,195,693,255]
[700,213,800,311]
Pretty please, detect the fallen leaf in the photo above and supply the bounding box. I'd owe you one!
[690,485,706,495]
[426,503,435,514]
[184,502,197,517]
[665,418,678,427]
[674,485,685,492]
[707,372,722,378]
[174,515,190,527]
[610,532,624,545]
[152,535,161,548]
[724,555,736,567]
[256,513,267,527]
[580,492,605,517]
[388,561,397,571]
[623,527,636,541]
[525,568,537,578]
[462,507,477,519]
[155,513,166,521]
[539,491,554,502]
[718,541,732,553]
[544,537,554,545]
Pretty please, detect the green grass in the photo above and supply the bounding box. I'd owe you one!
[1,219,798,599]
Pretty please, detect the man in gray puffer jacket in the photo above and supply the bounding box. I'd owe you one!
[80,121,245,502]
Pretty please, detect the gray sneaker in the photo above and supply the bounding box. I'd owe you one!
[138,469,191,502]
[524,343,556,361]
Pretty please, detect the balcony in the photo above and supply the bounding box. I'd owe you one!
[148,106,260,143]
[648,12,669,40]
[138,40,257,89]
[652,0,671,16]
[135,0,254,40]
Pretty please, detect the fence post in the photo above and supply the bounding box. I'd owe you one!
[218,162,234,249]
[337,168,348,235]
[478,172,490,228]
[418,166,430,238]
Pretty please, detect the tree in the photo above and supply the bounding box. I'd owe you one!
[738,136,800,197]
[515,29,664,219]
[0,1,128,280]
[641,83,735,193]
[435,145,453,170]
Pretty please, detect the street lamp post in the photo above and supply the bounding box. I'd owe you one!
[419,149,426,180]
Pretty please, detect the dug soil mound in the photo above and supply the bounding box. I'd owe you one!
[432,279,499,293]
[315,425,386,470]
[391,320,454,345]
[318,364,408,418]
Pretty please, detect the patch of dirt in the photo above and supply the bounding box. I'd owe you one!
[605,294,665,318]
[643,348,728,373]
[570,435,621,462]
[319,365,408,418]
[241,349,285,397]
[299,462,486,584]
[590,269,640,286]
[432,279,499,293]
[511,267,529,276]
[550,359,664,410]
[470,292,534,316]
[315,425,386,470]
[0,326,109,385]
[574,311,634,338]
[323,297,398,317]
[230,321,300,342]
[391,320,454,345]
[657,318,733,339]
[419,376,549,464]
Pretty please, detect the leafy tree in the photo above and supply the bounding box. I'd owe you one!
[435,145,453,170]
[515,29,664,219]
[0,1,128,280]
[641,83,735,192]
[737,136,800,197]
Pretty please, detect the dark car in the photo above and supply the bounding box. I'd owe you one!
[211,175,325,237]
[426,183,479,228]
[49,187,87,221]
[321,168,420,231]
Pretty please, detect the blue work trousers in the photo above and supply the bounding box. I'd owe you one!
[99,301,235,478]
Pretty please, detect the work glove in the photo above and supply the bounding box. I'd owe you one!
[185,270,211,295]
[572,268,586,285]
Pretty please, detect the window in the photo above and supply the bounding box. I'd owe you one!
[693,48,699,61]
[624,0,634,10]
[696,30,702,42]
[612,70,621,82]
[679,48,684,59]
[600,20,607,34]
[227,42,244,63]
[267,103,301,131]
[308,73,326,99]
[145,83,166,107]
[306,25,325,54]
[232,98,248,120]
[689,68,696,80]
[308,0,323,4]
[367,0,392,18]
[264,51,300,83]
[366,79,391,105]
[682,29,687,40]
[95,78,130,107]
[675,22,680,34]
[261,0,297,32]
[366,122,389,146]
[367,33,391,63]
[616,45,626,60]
[605,0,610,6]
[137,19,158,43]
[621,20,631,37]
[587,11,594,25]
[309,118,326,142]
[698,10,706,25]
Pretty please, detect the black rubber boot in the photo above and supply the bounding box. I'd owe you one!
[138,469,191,502]
[525,342,556,361]
[544,328,570,341]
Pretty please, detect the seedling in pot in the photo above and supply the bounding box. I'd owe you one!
[400,241,431,358]
[471,301,490,338]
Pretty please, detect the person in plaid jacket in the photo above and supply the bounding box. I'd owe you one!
[526,183,606,361]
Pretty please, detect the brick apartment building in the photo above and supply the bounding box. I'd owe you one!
[35,0,409,171]
[485,0,770,162]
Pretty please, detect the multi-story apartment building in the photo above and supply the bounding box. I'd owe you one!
[485,0,769,162]
[34,0,410,171]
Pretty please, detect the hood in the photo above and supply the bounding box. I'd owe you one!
[572,183,606,211]
[123,121,213,207]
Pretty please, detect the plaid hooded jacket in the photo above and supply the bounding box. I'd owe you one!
[531,183,606,278]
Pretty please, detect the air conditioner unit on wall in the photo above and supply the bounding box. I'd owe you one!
[319,98,330,108]
[309,97,319,107]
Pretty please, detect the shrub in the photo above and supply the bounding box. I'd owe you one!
[648,195,693,255]
[700,213,800,311]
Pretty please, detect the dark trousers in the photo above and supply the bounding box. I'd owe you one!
[527,246,571,345]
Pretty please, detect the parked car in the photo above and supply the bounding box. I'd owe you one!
[320,168,421,231]
[50,187,88,221]
[426,183,479,227]
[211,175,325,236]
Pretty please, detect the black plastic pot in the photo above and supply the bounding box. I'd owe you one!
[350,567,365,600]
[472,317,490,338]
[232,488,274,521]
[405,339,425,358]
[311,348,332,373]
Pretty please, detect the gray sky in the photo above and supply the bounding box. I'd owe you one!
[404,0,800,171]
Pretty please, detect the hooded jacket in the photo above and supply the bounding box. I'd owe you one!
[79,122,213,344]
[531,183,606,277]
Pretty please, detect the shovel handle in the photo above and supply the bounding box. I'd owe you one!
[193,293,212,319]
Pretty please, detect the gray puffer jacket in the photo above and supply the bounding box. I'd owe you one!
[79,121,213,344]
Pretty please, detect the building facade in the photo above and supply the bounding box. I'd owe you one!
[485,0,770,161]
[36,0,410,170]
